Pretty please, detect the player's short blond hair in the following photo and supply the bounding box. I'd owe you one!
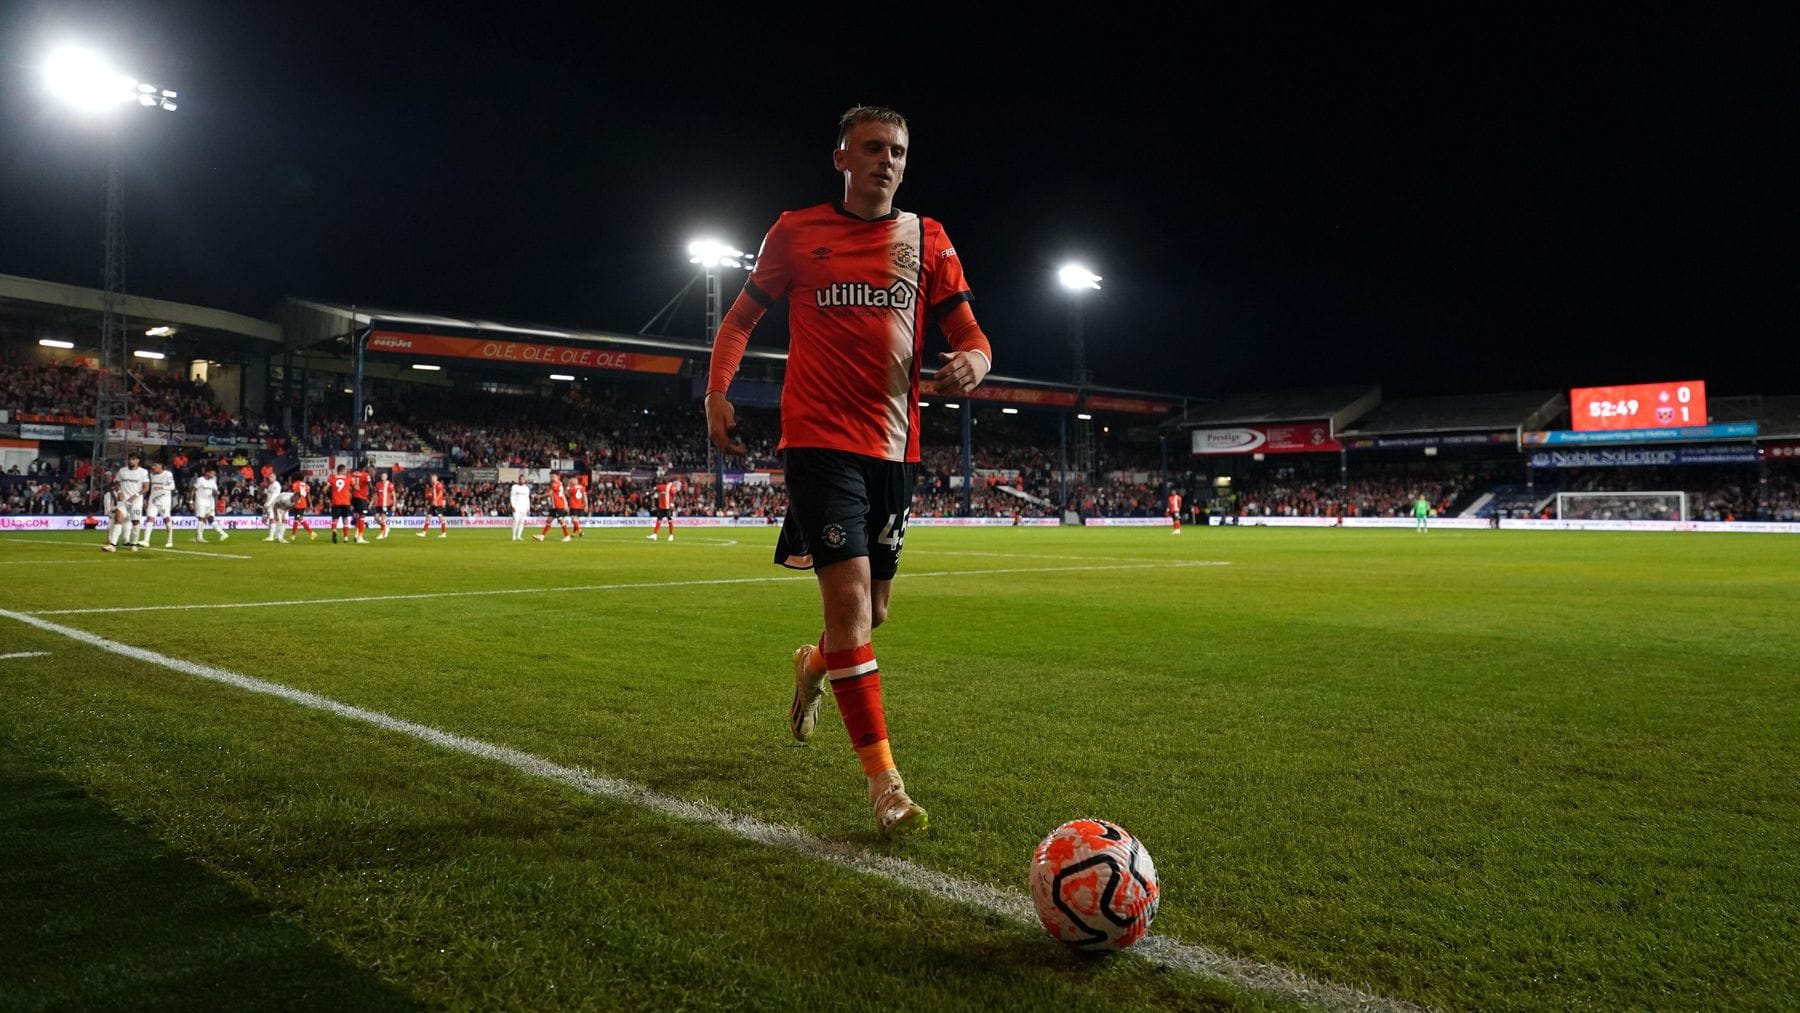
[837,105,908,147]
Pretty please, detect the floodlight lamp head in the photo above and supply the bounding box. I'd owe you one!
[687,238,748,270]
[1058,264,1102,291]
[43,46,136,112]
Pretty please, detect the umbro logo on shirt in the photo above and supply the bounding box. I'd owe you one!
[812,247,833,260]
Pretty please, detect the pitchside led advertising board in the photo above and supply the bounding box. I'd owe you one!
[1570,380,1706,431]
[1191,423,1341,455]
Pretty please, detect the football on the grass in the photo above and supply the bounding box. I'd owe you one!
[1029,818,1160,951]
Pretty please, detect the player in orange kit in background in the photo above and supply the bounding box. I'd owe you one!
[327,465,354,544]
[371,472,396,539]
[418,474,449,537]
[1167,489,1183,535]
[705,106,994,837]
[349,463,372,544]
[534,472,573,542]
[566,474,587,537]
[289,476,317,540]
[647,475,682,541]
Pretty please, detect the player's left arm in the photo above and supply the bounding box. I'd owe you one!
[931,302,992,395]
[922,221,990,396]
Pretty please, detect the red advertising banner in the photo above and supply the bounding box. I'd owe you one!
[18,412,97,425]
[964,384,1079,408]
[1760,441,1800,460]
[1190,422,1341,455]
[1570,380,1706,431]
[367,331,685,375]
[1083,394,1175,415]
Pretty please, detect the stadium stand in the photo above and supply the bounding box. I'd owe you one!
[7,278,1800,527]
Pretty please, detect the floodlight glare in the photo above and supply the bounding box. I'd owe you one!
[944,403,961,409]
[918,401,931,408]
[1057,264,1102,291]
[43,46,136,112]
[1077,413,1093,421]
[688,238,749,269]
[39,338,75,349]
[411,363,442,371]
[1001,407,1020,414]
[144,326,174,337]
[132,349,165,360]
[549,373,575,381]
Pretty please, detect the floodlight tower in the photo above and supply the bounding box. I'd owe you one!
[1057,264,1102,511]
[43,45,178,489]
[688,239,752,512]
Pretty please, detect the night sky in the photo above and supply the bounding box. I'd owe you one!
[2,5,1792,400]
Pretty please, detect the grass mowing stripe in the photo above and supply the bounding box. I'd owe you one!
[25,561,1226,616]
[0,605,1416,1013]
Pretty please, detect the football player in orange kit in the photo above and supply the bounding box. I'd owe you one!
[705,106,993,837]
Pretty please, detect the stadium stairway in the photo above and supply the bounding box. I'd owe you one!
[1459,491,1496,518]
[995,485,1054,508]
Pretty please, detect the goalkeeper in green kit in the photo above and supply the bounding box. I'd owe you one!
[1414,495,1430,533]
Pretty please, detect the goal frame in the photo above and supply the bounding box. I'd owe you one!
[1554,490,1689,522]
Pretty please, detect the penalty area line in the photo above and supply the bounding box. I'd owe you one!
[0,605,1420,1013]
[27,561,1229,617]
[3,537,250,560]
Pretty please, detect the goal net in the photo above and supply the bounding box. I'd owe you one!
[1554,491,1688,522]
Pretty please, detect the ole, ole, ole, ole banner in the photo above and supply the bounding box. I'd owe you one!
[367,331,685,375]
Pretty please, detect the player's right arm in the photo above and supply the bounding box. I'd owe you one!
[704,303,763,456]
[705,219,789,457]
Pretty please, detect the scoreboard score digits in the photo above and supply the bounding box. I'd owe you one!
[1570,380,1707,431]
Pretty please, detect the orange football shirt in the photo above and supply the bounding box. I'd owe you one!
[743,201,972,463]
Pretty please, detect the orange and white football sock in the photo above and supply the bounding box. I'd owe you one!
[825,642,895,779]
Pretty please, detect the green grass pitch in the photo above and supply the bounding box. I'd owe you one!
[2,524,1797,1010]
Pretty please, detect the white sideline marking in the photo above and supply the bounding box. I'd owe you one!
[26,561,1229,617]
[0,651,51,659]
[0,605,1419,1013]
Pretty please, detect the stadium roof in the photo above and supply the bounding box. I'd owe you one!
[1713,394,1800,439]
[279,297,788,366]
[0,272,282,352]
[1170,385,1379,430]
[1338,391,1563,435]
[278,297,1200,413]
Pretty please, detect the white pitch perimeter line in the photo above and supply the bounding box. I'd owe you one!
[0,651,51,659]
[26,561,1230,617]
[0,606,1419,1013]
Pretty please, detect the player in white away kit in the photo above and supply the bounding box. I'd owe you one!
[191,466,228,542]
[262,473,290,542]
[109,451,149,552]
[99,478,128,553]
[509,477,533,540]
[140,460,177,547]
